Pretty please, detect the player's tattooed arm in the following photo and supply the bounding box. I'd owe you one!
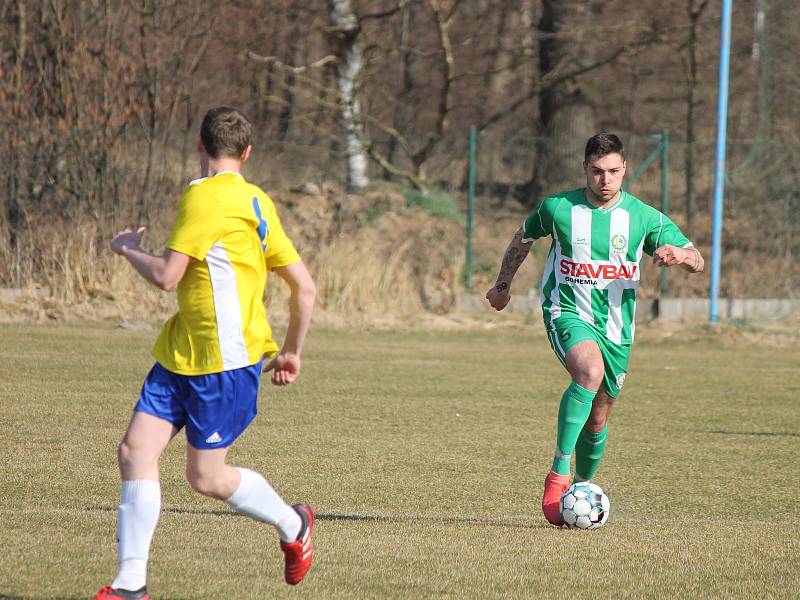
[486,228,532,311]
[494,227,532,290]
[680,246,704,273]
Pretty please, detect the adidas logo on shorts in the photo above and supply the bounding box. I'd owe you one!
[205,432,223,444]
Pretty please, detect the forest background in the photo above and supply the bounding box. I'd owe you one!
[1,0,798,324]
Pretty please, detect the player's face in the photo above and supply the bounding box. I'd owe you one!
[583,153,626,203]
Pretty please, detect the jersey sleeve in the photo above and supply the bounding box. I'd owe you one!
[166,185,224,260]
[642,207,692,256]
[263,198,301,270]
[521,197,556,242]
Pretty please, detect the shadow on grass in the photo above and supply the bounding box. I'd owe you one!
[87,506,542,529]
[707,430,800,437]
[317,511,541,529]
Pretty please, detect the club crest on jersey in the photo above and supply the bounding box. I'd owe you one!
[616,372,627,390]
[611,234,627,253]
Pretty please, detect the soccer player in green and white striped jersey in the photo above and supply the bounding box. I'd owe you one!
[486,133,704,526]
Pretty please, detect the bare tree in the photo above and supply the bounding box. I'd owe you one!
[682,0,709,233]
[356,0,460,192]
[132,1,212,222]
[529,0,598,201]
[330,0,369,190]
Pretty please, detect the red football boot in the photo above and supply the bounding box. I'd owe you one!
[542,470,572,525]
[280,503,315,585]
[92,586,150,600]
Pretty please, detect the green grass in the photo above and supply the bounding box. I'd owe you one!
[1,323,799,599]
[403,188,463,222]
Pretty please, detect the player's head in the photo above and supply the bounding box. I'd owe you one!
[583,133,626,203]
[199,106,253,160]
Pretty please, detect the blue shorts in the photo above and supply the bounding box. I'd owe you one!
[134,360,264,449]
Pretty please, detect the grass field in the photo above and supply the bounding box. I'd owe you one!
[1,322,798,599]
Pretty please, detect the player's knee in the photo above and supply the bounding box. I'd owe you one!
[186,467,226,499]
[117,440,145,473]
[575,364,604,390]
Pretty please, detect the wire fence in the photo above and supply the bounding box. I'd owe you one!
[1,126,798,299]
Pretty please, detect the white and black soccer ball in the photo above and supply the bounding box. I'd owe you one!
[560,482,610,529]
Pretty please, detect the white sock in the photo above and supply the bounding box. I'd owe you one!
[112,480,161,591]
[226,468,301,542]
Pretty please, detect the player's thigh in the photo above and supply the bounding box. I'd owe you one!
[565,339,604,371]
[132,362,189,441]
[182,360,263,450]
[548,318,598,365]
[550,319,604,388]
[119,411,178,467]
[596,339,631,399]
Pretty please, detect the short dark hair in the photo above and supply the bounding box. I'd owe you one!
[200,106,252,159]
[584,133,625,162]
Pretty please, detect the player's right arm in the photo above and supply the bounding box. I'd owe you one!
[113,184,221,291]
[486,227,533,311]
[111,226,190,291]
[486,197,553,311]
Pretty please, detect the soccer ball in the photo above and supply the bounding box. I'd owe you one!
[560,482,610,529]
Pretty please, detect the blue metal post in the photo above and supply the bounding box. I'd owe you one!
[710,0,733,324]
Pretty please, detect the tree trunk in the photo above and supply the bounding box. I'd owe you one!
[279,4,299,141]
[384,4,414,181]
[528,0,597,205]
[684,0,709,234]
[7,0,28,273]
[330,0,369,191]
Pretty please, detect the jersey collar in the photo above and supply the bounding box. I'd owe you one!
[583,188,625,212]
[188,171,243,186]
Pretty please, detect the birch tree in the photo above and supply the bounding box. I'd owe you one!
[330,0,369,190]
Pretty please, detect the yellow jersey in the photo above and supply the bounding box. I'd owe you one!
[152,172,300,375]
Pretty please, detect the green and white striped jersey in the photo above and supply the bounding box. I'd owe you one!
[522,188,692,345]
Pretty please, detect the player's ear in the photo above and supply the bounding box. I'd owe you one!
[240,145,252,163]
[196,135,205,154]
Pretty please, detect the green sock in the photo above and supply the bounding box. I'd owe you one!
[575,425,608,482]
[551,382,595,475]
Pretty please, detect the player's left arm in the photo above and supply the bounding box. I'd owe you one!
[645,208,704,274]
[111,226,191,291]
[264,259,316,386]
[652,244,704,273]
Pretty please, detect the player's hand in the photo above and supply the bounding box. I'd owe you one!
[486,282,511,311]
[264,352,301,385]
[111,226,146,255]
[652,244,687,268]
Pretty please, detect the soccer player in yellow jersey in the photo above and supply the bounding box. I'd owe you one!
[94,107,317,600]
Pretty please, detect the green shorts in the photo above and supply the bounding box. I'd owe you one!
[545,315,631,398]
